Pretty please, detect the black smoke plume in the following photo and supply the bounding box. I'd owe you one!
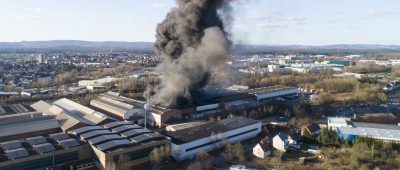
[145,0,233,107]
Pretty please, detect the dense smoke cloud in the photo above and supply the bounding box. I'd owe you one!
[145,0,233,107]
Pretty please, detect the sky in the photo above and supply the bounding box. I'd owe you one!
[0,0,400,45]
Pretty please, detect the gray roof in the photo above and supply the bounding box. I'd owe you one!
[50,98,112,126]
[337,123,400,141]
[0,116,60,138]
[275,132,289,141]
[80,130,113,140]
[88,134,123,145]
[245,85,298,95]
[103,121,134,129]
[101,92,169,115]
[111,124,142,133]
[33,143,55,154]
[0,140,22,150]
[58,138,80,148]
[49,132,71,141]
[71,126,104,135]
[352,122,400,130]
[4,148,29,160]
[120,128,151,138]
[165,117,260,144]
[96,139,132,152]
[25,136,47,145]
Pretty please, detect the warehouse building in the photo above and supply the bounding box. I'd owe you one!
[0,104,36,116]
[90,93,144,120]
[99,92,193,127]
[78,77,120,90]
[0,115,61,142]
[328,117,400,142]
[69,121,170,169]
[0,132,91,170]
[243,85,300,102]
[31,98,114,131]
[165,116,261,160]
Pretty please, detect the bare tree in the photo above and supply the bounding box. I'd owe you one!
[150,147,162,170]
[188,151,212,170]
[117,154,131,170]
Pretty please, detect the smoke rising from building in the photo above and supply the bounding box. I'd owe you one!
[145,0,233,107]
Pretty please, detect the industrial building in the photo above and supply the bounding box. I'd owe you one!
[97,91,194,127]
[92,85,299,128]
[328,117,400,142]
[243,85,300,102]
[31,98,114,131]
[69,121,170,169]
[90,92,144,120]
[165,116,261,160]
[0,113,93,170]
[0,115,61,142]
[78,77,120,90]
[0,104,36,115]
[0,103,44,123]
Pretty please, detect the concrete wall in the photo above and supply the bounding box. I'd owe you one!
[171,122,261,160]
[0,144,91,170]
[92,139,170,169]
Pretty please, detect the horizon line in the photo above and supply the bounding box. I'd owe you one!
[1,40,400,47]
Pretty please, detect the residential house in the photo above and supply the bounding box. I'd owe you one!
[272,132,300,152]
[253,138,271,159]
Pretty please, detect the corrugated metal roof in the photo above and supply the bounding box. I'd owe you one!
[49,98,112,126]
[0,117,60,137]
[31,100,52,113]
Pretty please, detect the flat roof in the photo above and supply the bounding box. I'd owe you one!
[0,116,60,138]
[328,117,349,126]
[352,122,400,130]
[166,121,207,131]
[165,117,260,144]
[244,85,298,95]
[338,125,400,141]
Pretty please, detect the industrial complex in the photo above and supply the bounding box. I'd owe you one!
[0,85,301,169]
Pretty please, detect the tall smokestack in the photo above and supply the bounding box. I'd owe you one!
[146,0,233,107]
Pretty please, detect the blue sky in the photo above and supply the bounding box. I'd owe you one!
[0,0,400,45]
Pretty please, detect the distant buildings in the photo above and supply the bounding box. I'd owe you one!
[37,54,44,64]
[21,88,49,97]
[78,77,120,90]
[165,116,261,160]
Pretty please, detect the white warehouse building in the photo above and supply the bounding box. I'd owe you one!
[245,85,300,101]
[165,116,261,160]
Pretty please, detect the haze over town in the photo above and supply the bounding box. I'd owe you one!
[0,1,400,170]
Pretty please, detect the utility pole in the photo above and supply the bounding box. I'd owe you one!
[144,102,149,129]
